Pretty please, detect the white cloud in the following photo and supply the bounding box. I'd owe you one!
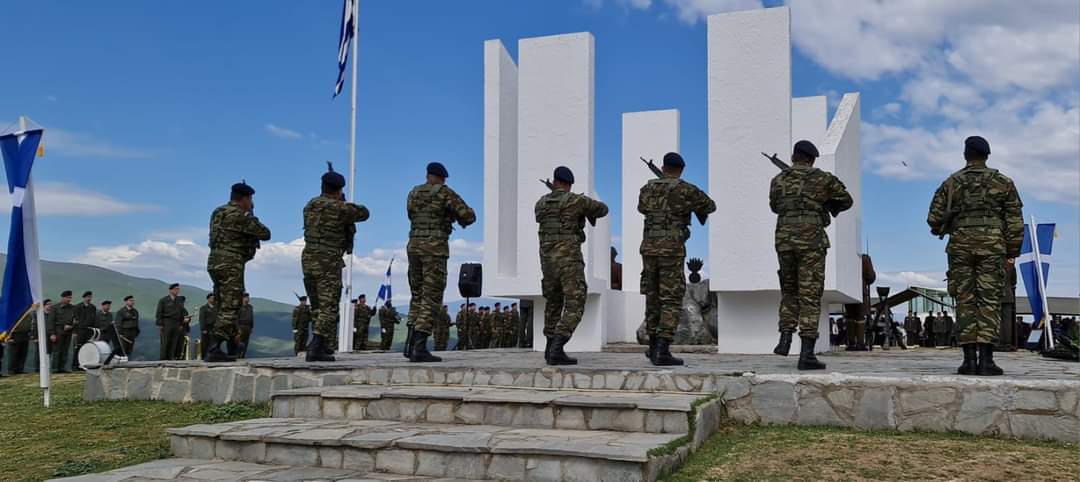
[265,124,303,140]
[584,0,761,23]
[45,95,58,103]
[0,182,157,216]
[42,127,152,159]
[877,271,946,290]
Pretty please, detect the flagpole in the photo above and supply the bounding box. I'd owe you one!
[341,0,360,353]
[1029,216,1054,349]
[19,116,50,408]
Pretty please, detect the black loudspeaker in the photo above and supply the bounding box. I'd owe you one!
[458,263,482,298]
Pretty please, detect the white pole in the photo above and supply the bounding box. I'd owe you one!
[1029,216,1054,348]
[339,0,360,353]
[19,116,50,407]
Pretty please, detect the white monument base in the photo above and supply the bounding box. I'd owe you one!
[528,290,623,352]
[715,291,831,354]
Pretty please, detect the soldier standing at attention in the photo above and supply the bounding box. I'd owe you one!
[489,302,503,348]
[238,293,254,358]
[927,136,1023,376]
[770,140,853,370]
[6,298,38,374]
[156,284,190,361]
[405,162,476,363]
[208,181,272,362]
[353,295,373,351]
[116,296,140,358]
[198,294,216,359]
[454,303,468,350]
[536,166,609,366]
[292,296,311,354]
[302,165,369,362]
[72,291,96,370]
[49,291,77,372]
[433,305,451,351]
[502,305,515,347]
[638,152,716,366]
[378,301,400,350]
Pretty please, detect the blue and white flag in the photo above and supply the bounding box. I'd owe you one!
[0,127,45,341]
[333,0,356,98]
[374,258,393,305]
[1019,222,1055,347]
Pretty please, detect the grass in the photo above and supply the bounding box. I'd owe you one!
[0,373,267,481]
[664,421,1079,482]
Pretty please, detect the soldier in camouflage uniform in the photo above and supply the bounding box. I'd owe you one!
[433,305,451,351]
[536,166,609,365]
[454,304,468,350]
[488,302,503,348]
[302,165,370,362]
[927,136,1023,376]
[292,296,311,354]
[238,294,254,358]
[378,301,400,350]
[508,303,521,348]
[198,294,216,359]
[405,162,476,362]
[639,152,717,366]
[770,140,853,370]
[353,294,373,351]
[207,182,271,362]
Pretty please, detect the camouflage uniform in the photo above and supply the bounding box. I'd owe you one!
[208,202,271,342]
[488,308,504,348]
[535,190,609,338]
[378,305,400,350]
[238,303,254,358]
[770,162,853,337]
[433,306,451,351]
[638,175,716,340]
[507,309,521,348]
[927,162,1023,344]
[454,309,469,350]
[292,303,311,354]
[405,183,476,334]
[353,302,372,351]
[301,195,369,339]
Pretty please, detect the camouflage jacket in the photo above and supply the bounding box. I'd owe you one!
[769,163,853,252]
[378,306,400,325]
[303,195,369,256]
[926,162,1023,257]
[406,183,476,257]
[638,175,716,257]
[534,190,609,259]
[209,201,272,262]
[292,305,311,330]
[353,304,373,328]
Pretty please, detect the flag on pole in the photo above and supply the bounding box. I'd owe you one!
[1019,222,1055,348]
[0,126,45,342]
[374,258,393,305]
[333,0,357,98]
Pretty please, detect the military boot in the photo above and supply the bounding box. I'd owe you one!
[306,334,336,362]
[773,331,793,356]
[206,335,236,363]
[957,344,977,375]
[547,336,577,366]
[976,343,1003,376]
[646,337,658,362]
[408,331,442,363]
[652,338,684,366]
[797,336,826,370]
[544,337,554,363]
[403,329,414,359]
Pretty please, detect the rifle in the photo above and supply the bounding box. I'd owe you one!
[539,179,596,226]
[935,178,958,240]
[641,157,707,225]
[761,152,791,171]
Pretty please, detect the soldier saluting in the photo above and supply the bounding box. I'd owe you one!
[207,181,271,362]
[927,136,1023,376]
[536,166,609,366]
[639,152,716,366]
[302,164,369,362]
[405,162,476,363]
[770,140,853,370]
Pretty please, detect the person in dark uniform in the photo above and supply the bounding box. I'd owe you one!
[156,284,190,361]
[48,291,76,372]
[72,291,96,370]
[238,293,254,358]
[114,296,140,359]
[198,294,217,360]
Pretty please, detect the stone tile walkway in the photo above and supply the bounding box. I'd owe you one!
[49,458,481,481]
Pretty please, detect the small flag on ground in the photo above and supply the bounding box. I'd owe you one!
[1019,222,1055,349]
[0,127,45,341]
[375,258,393,305]
[334,0,357,98]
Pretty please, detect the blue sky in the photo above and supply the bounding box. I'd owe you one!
[1,0,1077,304]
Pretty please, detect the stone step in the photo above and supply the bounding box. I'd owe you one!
[271,385,705,434]
[48,458,487,481]
[168,418,699,481]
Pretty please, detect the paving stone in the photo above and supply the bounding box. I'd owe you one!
[444,453,488,479]
[465,389,559,405]
[492,371,515,386]
[107,370,128,399]
[260,466,358,481]
[1013,389,1058,412]
[456,403,485,424]
[524,456,562,482]
[414,451,448,477]
[513,405,555,428]
[484,404,517,426]
[190,369,231,403]
[588,408,618,430]
[291,396,323,418]
[126,369,153,401]
[554,407,586,430]
[158,380,190,402]
[956,389,1007,435]
[231,374,255,403]
[375,449,416,474]
[272,398,291,417]
[854,387,896,430]
[488,454,527,480]
[613,408,647,432]
[751,381,797,424]
[84,373,105,401]
[170,435,190,457]
[318,446,344,468]
[254,375,272,402]
[265,443,319,466]
[899,388,957,414]
[716,377,750,400]
[341,447,376,472]
[645,412,664,433]
[324,398,348,419]
[554,394,638,409]
[662,412,689,434]
[605,372,626,390]
[398,400,429,422]
[367,399,402,420]
[342,428,418,449]
[385,387,467,401]
[426,402,455,423]
[1009,413,1080,442]
[278,428,355,446]
[797,385,845,426]
[190,437,215,459]
[1059,389,1079,415]
[396,431,493,453]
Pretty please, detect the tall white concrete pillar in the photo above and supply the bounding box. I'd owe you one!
[483,40,519,282]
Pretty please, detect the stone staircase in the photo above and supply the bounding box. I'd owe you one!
[167,383,722,481]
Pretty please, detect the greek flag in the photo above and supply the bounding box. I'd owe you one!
[374,258,393,305]
[333,0,356,98]
[1019,222,1055,347]
[0,127,45,342]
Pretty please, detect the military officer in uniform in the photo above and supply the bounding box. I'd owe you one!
[238,293,254,358]
[638,152,716,366]
[198,294,216,359]
[405,162,476,362]
[353,295,373,351]
[536,166,609,365]
[115,295,140,358]
[770,140,853,370]
[509,302,521,348]
[72,291,96,370]
[489,302,503,348]
[927,136,1023,375]
[434,305,451,351]
[292,296,311,354]
[207,181,272,362]
[156,284,190,361]
[903,311,921,347]
[48,291,77,372]
[454,304,468,350]
[302,165,369,362]
[378,301,400,350]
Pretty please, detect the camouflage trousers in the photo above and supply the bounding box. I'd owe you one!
[433,319,450,351]
[354,319,369,351]
[293,326,308,354]
[208,254,245,340]
[948,252,1004,344]
[379,323,395,350]
[641,255,686,340]
[777,248,826,338]
[540,248,587,338]
[302,249,344,338]
[407,254,447,334]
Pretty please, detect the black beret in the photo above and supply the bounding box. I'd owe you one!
[206,293,214,300]
[82,291,92,298]
[169,283,180,290]
[794,140,819,158]
[553,166,575,184]
[964,136,990,156]
[61,290,72,297]
[243,292,250,297]
[427,162,449,178]
[663,152,685,168]
[231,181,255,197]
[357,294,365,298]
[178,296,186,302]
[101,300,112,306]
[300,295,309,301]
[322,162,347,190]
[43,298,52,305]
[123,295,133,301]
